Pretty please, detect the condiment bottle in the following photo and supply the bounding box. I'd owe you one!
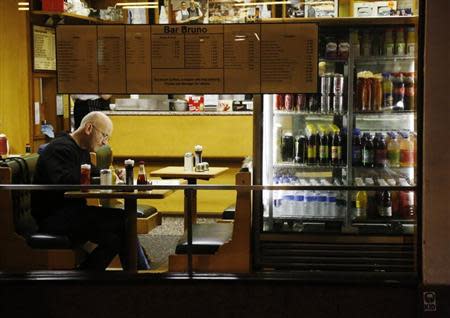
[124,159,135,185]
[137,161,147,189]
[194,145,203,165]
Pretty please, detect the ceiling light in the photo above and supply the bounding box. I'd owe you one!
[234,1,291,6]
[122,5,158,9]
[116,2,158,6]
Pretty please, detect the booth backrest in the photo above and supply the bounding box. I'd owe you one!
[0,155,40,237]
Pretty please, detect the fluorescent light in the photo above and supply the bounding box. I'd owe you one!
[234,1,291,6]
[116,2,157,6]
[18,7,30,10]
[18,2,29,5]
[122,5,158,9]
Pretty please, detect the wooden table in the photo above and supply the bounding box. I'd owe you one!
[150,166,229,226]
[65,189,174,273]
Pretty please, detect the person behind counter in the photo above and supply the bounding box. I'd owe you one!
[31,111,150,271]
[187,0,203,23]
[176,1,191,23]
[72,94,112,130]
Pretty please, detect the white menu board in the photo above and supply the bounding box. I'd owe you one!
[33,26,56,71]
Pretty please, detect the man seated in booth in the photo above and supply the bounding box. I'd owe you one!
[31,111,150,271]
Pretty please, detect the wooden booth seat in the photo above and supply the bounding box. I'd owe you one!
[0,155,86,270]
[168,170,252,273]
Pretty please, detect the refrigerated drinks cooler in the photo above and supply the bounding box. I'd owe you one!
[255,24,419,273]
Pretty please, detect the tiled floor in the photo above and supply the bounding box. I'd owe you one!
[138,216,218,270]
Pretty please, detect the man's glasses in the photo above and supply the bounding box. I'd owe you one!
[91,124,110,142]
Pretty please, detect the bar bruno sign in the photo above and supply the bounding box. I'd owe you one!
[56,24,317,94]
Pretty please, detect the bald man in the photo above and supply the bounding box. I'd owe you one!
[31,112,150,271]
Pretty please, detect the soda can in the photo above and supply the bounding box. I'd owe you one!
[184,152,194,171]
[320,95,332,113]
[320,73,333,95]
[295,94,306,112]
[333,95,344,113]
[284,94,293,111]
[333,74,344,96]
[274,94,284,110]
[100,169,112,192]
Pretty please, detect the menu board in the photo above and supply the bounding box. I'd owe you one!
[126,26,152,93]
[224,24,261,93]
[56,24,318,94]
[98,26,126,93]
[56,26,98,93]
[33,26,56,71]
[261,24,317,93]
[151,25,224,93]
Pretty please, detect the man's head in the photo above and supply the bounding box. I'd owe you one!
[189,0,196,8]
[73,111,113,152]
[180,1,187,9]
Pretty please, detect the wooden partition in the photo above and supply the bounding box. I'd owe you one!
[0,0,31,154]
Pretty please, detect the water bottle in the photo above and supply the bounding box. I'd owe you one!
[328,191,338,217]
[273,176,281,218]
[281,176,292,217]
[317,191,327,217]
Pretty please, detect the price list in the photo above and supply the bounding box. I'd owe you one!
[56,26,98,93]
[56,24,318,94]
[223,24,261,93]
[33,26,56,71]
[126,26,152,93]
[151,26,184,68]
[152,25,223,93]
[98,26,126,93]
[261,24,318,93]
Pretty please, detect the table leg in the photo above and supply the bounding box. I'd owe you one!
[184,178,197,229]
[124,198,138,273]
[185,188,194,276]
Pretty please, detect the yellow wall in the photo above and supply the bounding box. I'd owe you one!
[108,115,253,158]
[0,0,31,154]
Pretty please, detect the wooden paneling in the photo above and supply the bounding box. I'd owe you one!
[422,0,450,285]
[0,0,31,154]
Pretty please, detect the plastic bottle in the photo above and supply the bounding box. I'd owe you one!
[392,72,405,110]
[352,128,362,167]
[317,190,327,217]
[307,125,317,165]
[331,128,342,166]
[384,29,394,56]
[404,72,415,111]
[361,31,371,57]
[294,180,305,218]
[273,176,282,218]
[406,27,416,57]
[355,191,368,219]
[382,72,394,109]
[319,127,329,166]
[399,132,414,167]
[378,190,393,218]
[350,31,360,58]
[395,28,406,56]
[375,133,388,168]
[362,133,374,168]
[387,132,401,167]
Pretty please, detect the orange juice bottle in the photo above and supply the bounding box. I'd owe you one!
[399,132,414,167]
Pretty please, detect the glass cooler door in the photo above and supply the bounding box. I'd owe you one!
[256,25,418,273]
